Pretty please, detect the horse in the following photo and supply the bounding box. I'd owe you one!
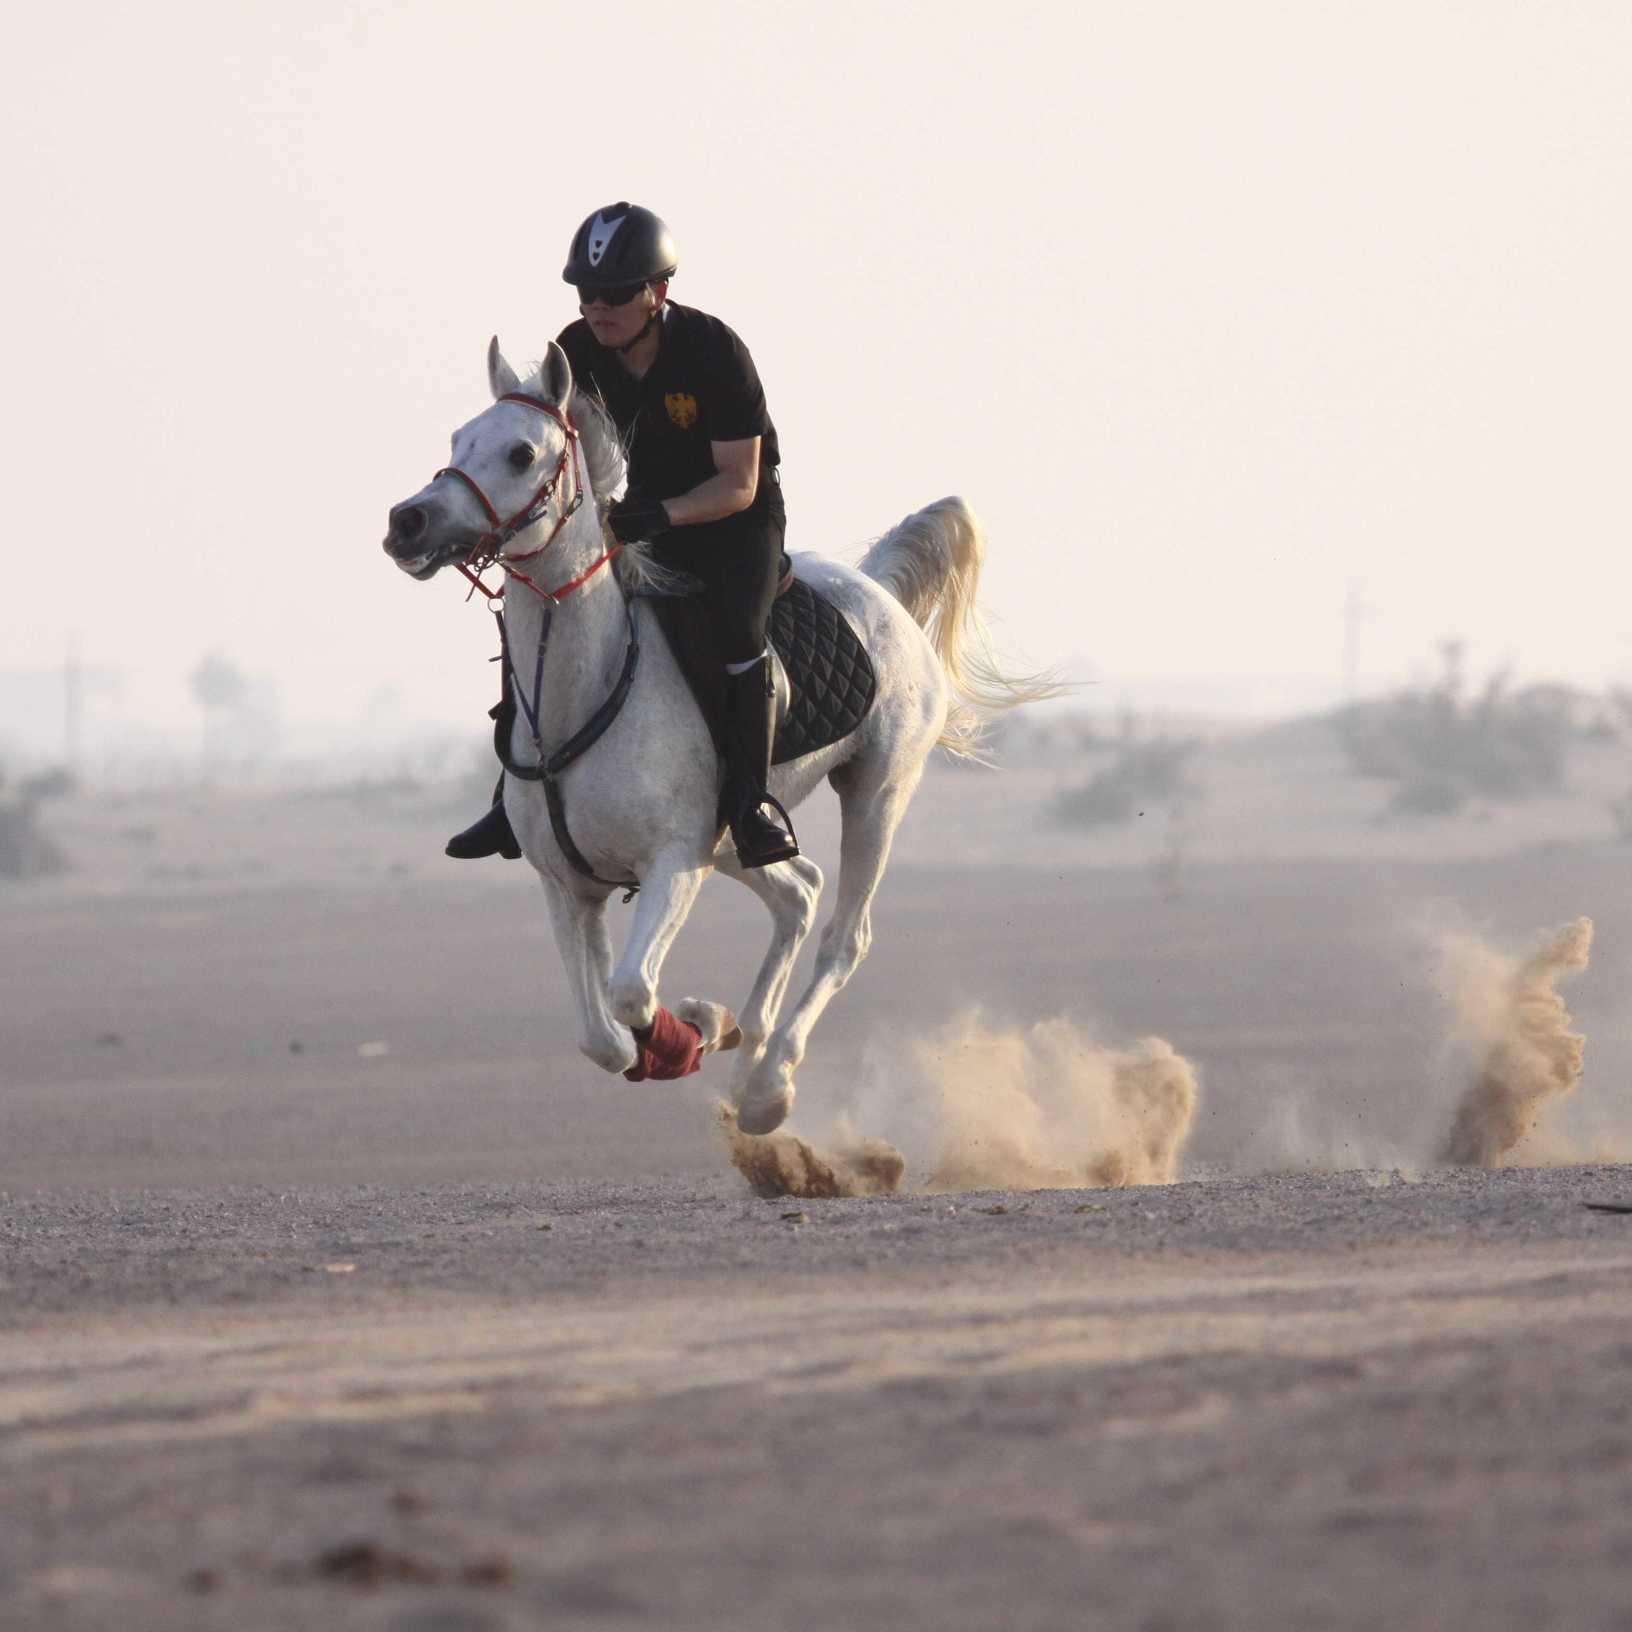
[383,337,1055,1135]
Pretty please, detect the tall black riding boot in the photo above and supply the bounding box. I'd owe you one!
[445,776,521,861]
[722,661,799,869]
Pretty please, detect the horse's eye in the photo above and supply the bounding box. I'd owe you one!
[508,442,536,474]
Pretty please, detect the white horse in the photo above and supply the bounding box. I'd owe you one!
[384,338,1054,1134]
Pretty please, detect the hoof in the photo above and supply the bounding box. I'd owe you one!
[673,997,743,1054]
[735,1084,794,1136]
[584,1036,639,1074]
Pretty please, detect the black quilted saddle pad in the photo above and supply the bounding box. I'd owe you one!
[769,578,877,764]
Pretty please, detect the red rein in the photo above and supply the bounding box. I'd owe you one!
[492,543,622,607]
[441,394,619,606]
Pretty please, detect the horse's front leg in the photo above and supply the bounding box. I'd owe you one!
[538,873,636,1075]
[608,845,709,1034]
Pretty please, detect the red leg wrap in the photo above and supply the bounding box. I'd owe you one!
[622,1006,704,1082]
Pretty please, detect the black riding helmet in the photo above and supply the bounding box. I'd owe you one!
[562,203,678,288]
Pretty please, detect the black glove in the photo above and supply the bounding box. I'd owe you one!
[607,497,670,544]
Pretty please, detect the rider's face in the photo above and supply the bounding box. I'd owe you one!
[580,280,666,349]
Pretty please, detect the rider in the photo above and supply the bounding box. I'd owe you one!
[446,201,799,872]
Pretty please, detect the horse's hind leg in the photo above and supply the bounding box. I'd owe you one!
[695,851,823,1090]
[736,761,921,1134]
[539,874,636,1074]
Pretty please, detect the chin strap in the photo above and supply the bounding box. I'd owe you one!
[615,301,664,355]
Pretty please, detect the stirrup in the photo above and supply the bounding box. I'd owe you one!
[731,792,799,869]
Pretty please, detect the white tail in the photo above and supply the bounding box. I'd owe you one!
[858,496,1065,758]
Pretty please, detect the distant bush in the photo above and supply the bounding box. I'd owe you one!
[1610,788,1632,843]
[1051,737,1202,829]
[0,765,73,880]
[1335,644,1572,816]
[1582,710,1621,746]
[1611,691,1632,841]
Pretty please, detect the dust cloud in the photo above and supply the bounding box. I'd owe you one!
[723,915,1602,1200]
[919,1016,1197,1190]
[721,1104,906,1198]
[724,1013,1199,1199]
[1436,917,1594,1168]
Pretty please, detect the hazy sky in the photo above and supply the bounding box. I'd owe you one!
[5,0,1631,754]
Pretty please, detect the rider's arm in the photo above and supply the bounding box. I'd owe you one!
[658,436,761,527]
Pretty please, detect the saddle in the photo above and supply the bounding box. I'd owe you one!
[650,573,877,766]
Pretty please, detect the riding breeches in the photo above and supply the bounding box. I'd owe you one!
[648,495,786,667]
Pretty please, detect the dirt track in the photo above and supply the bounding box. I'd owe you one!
[6,1170,1632,1630]
[5,778,1632,1628]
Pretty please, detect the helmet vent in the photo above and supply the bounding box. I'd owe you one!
[586,212,624,267]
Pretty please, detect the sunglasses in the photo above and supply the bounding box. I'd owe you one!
[577,281,648,308]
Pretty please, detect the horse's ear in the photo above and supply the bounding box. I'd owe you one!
[540,340,574,411]
[487,335,521,400]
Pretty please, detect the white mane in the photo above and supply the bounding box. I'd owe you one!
[518,361,681,598]
[520,361,626,499]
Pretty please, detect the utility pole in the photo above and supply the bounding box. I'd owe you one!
[64,634,82,778]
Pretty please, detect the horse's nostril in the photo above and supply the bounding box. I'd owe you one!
[392,503,427,543]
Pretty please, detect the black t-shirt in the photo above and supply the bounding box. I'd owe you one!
[556,302,781,509]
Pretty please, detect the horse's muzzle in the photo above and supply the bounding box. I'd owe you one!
[383,497,481,579]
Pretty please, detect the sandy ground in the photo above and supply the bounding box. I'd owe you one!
[6,743,1632,1629]
[7,1172,1632,1631]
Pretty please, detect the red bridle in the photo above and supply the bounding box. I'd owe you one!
[435,393,620,605]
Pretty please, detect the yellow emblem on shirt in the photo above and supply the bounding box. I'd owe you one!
[664,392,699,430]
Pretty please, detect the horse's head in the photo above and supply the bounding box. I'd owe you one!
[383,337,584,581]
